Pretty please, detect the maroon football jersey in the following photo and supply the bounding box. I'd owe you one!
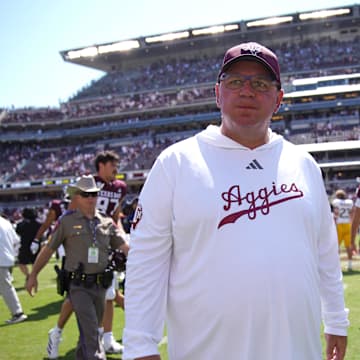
[94,175,127,217]
[50,199,68,220]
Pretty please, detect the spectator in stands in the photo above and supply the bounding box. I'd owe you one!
[0,214,27,324]
[123,42,349,360]
[15,208,41,282]
[1,35,360,211]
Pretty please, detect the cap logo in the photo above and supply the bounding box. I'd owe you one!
[241,43,263,56]
[219,42,281,86]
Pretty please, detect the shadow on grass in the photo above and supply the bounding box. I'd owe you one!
[0,299,64,329]
[57,348,76,359]
[342,269,360,277]
[27,298,65,322]
[38,348,76,359]
[38,348,122,359]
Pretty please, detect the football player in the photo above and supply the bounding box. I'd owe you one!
[332,189,354,271]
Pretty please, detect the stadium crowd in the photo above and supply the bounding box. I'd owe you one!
[1,121,359,186]
[0,33,359,222]
[1,36,360,126]
[69,36,360,100]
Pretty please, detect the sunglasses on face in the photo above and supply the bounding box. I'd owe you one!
[78,191,98,198]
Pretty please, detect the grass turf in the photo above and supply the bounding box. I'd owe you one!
[0,253,359,359]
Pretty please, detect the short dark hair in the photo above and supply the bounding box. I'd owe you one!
[94,150,119,171]
[22,208,37,220]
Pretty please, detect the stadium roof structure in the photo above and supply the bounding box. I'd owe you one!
[319,160,360,169]
[297,140,360,153]
[59,4,360,73]
[298,140,360,173]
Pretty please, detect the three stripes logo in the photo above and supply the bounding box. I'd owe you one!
[246,159,263,170]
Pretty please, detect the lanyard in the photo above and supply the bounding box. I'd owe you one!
[88,218,99,247]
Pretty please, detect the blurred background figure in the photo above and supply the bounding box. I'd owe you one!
[121,196,138,234]
[332,188,354,271]
[0,213,27,324]
[32,188,72,260]
[15,208,41,282]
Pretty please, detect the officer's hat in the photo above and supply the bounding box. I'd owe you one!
[67,175,103,196]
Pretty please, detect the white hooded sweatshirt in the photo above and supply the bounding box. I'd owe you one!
[123,125,349,360]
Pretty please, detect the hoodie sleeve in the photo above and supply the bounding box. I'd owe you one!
[316,170,349,335]
[123,153,174,359]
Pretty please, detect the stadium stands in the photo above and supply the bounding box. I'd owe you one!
[1,4,360,218]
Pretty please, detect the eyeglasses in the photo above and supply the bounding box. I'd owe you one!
[78,191,98,198]
[219,73,279,92]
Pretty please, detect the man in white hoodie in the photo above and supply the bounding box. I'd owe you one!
[0,214,28,324]
[123,42,349,360]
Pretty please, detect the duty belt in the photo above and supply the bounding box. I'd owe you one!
[68,269,113,289]
[69,272,103,285]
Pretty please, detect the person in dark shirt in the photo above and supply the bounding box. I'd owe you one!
[16,208,41,282]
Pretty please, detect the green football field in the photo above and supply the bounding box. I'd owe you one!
[1,252,359,359]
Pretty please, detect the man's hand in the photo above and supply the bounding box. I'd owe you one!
[30,240,40,255]
[325,333,347,360]
[26,274,38,297]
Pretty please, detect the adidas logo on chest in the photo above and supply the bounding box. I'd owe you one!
[246,159,263,169]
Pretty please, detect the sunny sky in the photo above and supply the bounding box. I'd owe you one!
[0,0,356,109]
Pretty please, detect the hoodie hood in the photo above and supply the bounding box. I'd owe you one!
[196,125,283,151]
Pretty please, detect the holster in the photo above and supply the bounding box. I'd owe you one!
[54,257,69,296]
[100,268,114,289]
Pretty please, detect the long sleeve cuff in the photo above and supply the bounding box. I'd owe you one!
[123,328,160,360]
[323,308,350,336]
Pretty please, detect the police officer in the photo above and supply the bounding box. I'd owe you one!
[26,175,129,360]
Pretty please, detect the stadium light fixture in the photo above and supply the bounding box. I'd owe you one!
[98,40,140,54]
[292,73,360,86]
[247,16,293,28]
[192,24,239,36]
[145,31,190,44]
[299,8,350,21]
[66,46,98,60]
[224,24,239,32]
[285,83,360,98]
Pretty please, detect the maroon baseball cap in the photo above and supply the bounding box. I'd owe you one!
[218,42,281,86]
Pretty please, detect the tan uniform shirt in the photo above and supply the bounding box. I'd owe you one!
[48,209,125,273]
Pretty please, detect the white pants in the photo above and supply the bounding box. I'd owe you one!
[105,271,119,300]
[0,267,23,316]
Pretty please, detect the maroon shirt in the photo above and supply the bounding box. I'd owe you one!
[94,175,127,217]
[50,199,68,220]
